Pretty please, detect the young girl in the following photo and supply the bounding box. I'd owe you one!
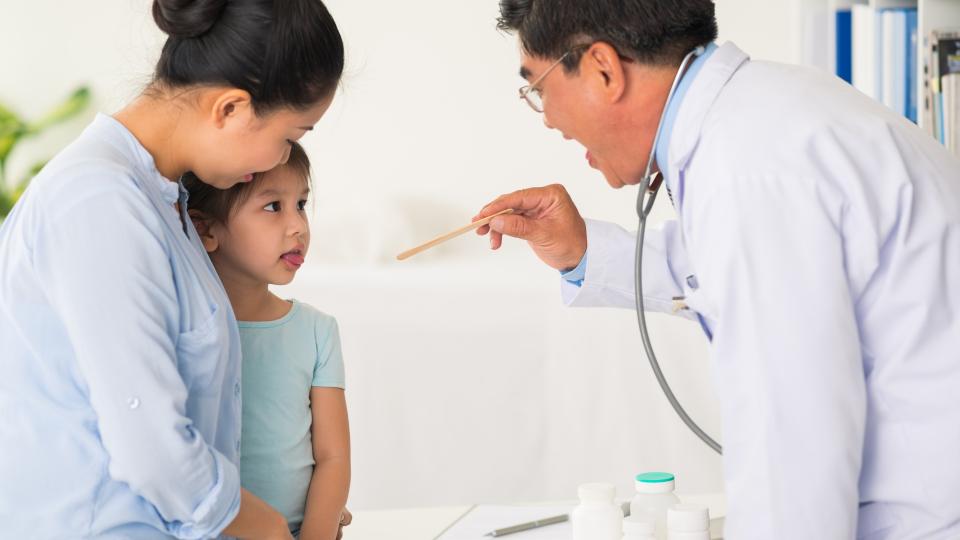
[0,1,343,538]
[183,142,350,540]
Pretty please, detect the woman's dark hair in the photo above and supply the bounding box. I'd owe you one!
[183,141,311,224]
[497,0,717,70]
[152,0,344,113]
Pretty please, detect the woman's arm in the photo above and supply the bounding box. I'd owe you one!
[298,387,351,540]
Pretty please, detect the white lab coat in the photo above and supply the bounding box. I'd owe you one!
[562,42,960,539]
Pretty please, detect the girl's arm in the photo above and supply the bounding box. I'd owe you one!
[222,488,292,540]
[299,387,351,540]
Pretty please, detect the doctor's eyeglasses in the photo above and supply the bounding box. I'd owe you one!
[518,51,573,113]
[518,44,631,113]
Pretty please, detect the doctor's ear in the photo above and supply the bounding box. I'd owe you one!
[583,42,628,101]
[188,209,221,253]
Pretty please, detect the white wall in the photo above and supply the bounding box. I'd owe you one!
[2,0,807,510]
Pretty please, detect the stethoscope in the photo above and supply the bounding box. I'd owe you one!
[634,45,723,455]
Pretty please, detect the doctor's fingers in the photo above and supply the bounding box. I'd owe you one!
[474,184,573,222]
[487,213,546,243]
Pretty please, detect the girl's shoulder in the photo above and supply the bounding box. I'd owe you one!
[288,300,339,336]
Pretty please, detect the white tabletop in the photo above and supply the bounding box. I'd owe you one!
[343,493,726,540]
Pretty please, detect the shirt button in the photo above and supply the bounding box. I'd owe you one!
[234,382,241,398]
[236,440,241,453]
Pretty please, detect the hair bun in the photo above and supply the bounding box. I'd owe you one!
[153,0,228,39]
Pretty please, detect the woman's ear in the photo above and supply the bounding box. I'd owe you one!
[188,209,220,253]
[209,88,254,129]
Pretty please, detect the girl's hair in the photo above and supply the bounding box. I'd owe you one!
[152,0,344,113]
[183,141,311,223]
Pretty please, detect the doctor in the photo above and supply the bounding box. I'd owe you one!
[474,1,960,538]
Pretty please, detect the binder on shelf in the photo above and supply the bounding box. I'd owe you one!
[926,31,960,152]
[851,4,918,122]
[837,8,854,84]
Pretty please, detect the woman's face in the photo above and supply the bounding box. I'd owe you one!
[190,93,333,189]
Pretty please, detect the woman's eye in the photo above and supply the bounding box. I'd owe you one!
[297,200,307,211]
[263,202,281,212]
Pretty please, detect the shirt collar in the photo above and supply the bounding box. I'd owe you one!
[91,113,181,206]
[653,42,718,183]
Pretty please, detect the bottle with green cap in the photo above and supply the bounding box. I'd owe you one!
[629,472,681,540]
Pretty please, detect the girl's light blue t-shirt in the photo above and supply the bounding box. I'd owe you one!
[237,300,345,531]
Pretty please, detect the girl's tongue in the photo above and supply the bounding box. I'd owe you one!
[281,252,304,266]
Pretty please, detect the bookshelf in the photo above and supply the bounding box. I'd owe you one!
[823,0,960,134]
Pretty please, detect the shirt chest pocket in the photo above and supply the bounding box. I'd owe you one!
[175,302,224,394]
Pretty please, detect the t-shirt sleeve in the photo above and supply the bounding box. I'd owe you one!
[312,315,345,388]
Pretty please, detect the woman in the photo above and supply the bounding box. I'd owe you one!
[0,1,344,538]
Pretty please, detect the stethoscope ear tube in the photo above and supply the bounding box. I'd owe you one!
[634,46,722,455]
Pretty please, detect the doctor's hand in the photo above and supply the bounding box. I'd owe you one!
[473,184,587,271]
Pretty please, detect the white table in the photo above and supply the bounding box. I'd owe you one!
[343,493,726,540]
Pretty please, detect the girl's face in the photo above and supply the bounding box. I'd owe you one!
[208,166,311,287]
[191,93,333,189]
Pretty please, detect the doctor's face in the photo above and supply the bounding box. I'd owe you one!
[518,46,667,189]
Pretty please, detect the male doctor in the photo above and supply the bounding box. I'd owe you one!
[474,1,960,538]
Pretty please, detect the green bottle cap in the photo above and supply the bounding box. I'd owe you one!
[635,472,675,483]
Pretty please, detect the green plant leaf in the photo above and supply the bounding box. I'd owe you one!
[0,189,13,219]
[0,101,26,137]
[27,86,91,134]
[0,102,27,167]
[15,159,47,197]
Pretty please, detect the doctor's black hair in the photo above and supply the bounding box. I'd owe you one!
[182,141,312,225]
[497,0,717,71]
[152,0,344,113]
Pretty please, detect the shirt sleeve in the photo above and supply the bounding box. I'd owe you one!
[33,171,240,539]
[561,218,696,319]
[560,251,588,286]
[693,173,865,538]
[313,316,346,389]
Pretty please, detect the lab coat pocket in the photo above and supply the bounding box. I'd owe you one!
[175,302,223,394]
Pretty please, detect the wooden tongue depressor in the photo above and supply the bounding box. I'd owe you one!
[396,208,515,261]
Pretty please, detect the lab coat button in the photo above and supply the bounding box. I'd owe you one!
[127,397,140,409]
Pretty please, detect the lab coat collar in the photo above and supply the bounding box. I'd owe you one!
[667,42,750,194]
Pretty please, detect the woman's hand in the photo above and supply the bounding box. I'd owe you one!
[474,184,587,271]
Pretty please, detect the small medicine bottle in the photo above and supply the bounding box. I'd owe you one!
[571,482,623,540]
[667,503,710,540]
[629,472,681,540]
[622,512,657,540]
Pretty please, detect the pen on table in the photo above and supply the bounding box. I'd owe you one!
[483,501,631,537]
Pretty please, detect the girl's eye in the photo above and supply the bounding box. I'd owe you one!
[263,202,281,212]
[297,200,307,211]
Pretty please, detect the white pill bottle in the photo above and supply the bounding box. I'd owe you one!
[571,483,623,540]
[629,472,681,540]
[667,503,710,540]
[622,513,658,540]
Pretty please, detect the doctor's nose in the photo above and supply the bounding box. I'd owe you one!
[543,115,555,130]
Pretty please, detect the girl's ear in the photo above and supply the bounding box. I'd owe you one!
[188,209,220,253]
